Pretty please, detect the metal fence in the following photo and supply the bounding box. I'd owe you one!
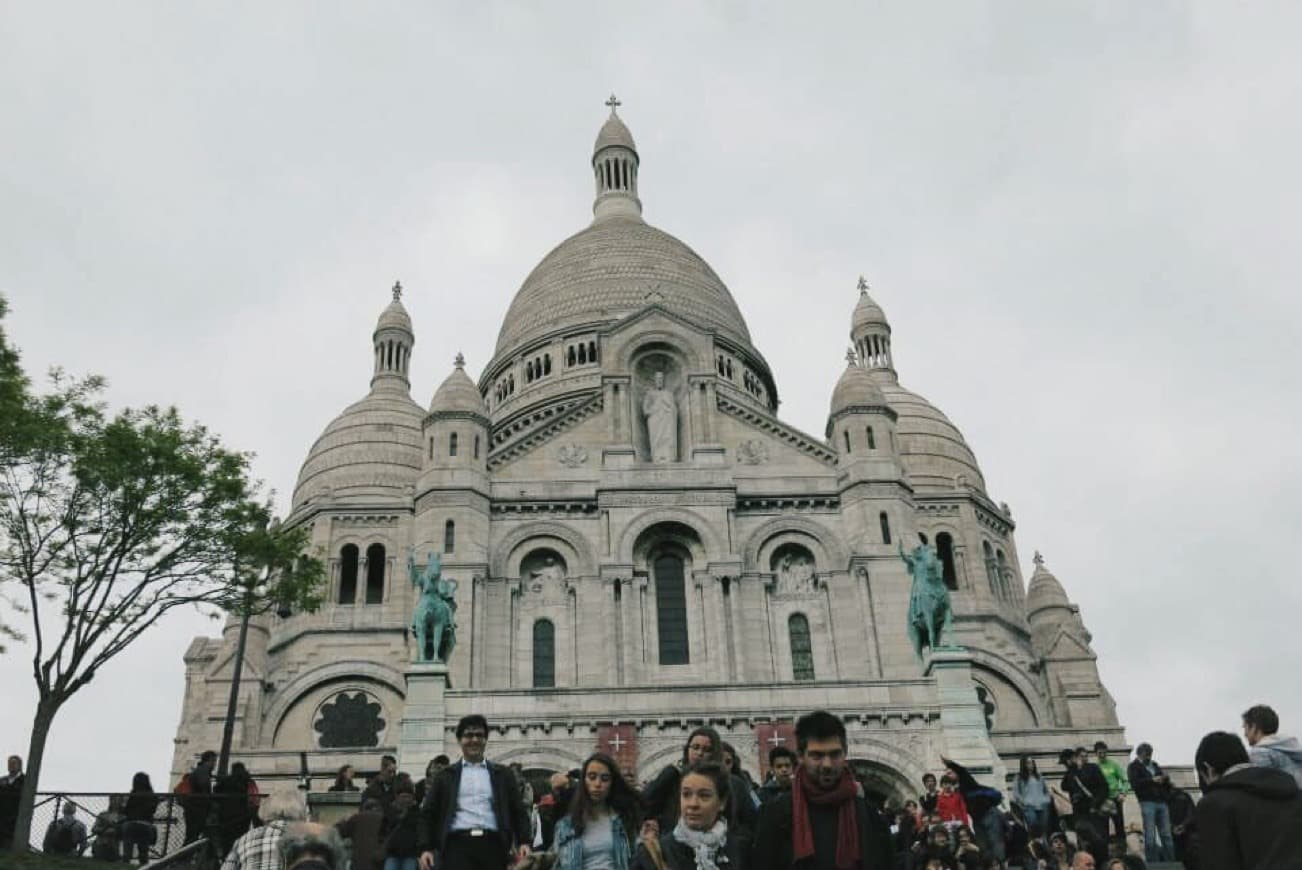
[29,791,253,862]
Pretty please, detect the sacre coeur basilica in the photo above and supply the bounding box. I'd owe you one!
[171,99,1123,803]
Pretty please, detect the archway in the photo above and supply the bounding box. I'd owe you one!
[848,758,916,808]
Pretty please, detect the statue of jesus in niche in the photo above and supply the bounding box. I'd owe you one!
[641,371,678,463]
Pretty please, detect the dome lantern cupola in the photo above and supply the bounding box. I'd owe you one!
[592,94,642,223]
[372,280,415,392]
[851,276,894,378]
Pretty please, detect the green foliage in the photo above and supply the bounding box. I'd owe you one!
[0,294,325,697]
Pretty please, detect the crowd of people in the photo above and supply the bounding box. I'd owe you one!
[6,701,1301,870]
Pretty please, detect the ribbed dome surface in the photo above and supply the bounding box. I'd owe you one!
[291,389,424,508]
[375,298,412,333]
[1027,558,1071,616]
[853,294,887,332]
[493,216,753,358]
[595,113,637,153]
[430,360,488,415]
[830,363,887,414]
[872,375,987,493]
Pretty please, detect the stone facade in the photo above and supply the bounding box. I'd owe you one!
[171,102,1124,801]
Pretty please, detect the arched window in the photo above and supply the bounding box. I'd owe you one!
[533,619,555,688]
[449,432,458,457]
[365,543,385,604]
[879,512,891,545]
[568,346,576,367]
[526,361,534,382]
[996,550,1009,600]
[789,613,815,681]
[444,520,456,554]
[936,533,958,590]
[654,553,689,665]
[473,435,480,459]
[428,437,434,460]
[843,430,851,452]
[338,544,359,604]
[543,354,551,375]
[865,426,876,450]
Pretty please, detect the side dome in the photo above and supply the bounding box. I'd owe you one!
[493,217,754,359]
[873,375,987,493]
[430,354,488,416]
[291,391,424,509]
[1026,554,1072,617]
[830,360,887,414]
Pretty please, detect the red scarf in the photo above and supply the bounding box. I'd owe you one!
[791,766,861,870]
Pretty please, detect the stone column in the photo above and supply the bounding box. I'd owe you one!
[398,662,449,778]
[925,647,1006,786]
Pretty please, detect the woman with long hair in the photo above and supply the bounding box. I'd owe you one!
[634,763,743,870]
[1013,756,1050,841]
[122,772,160,864]
[328,764,358,792]
[555,753,640,870]
[640,728,756,845]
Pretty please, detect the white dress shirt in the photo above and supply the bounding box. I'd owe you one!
[451,759,497,832]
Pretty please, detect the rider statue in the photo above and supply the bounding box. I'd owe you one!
[408,548,458,663]
[899,535,956,660]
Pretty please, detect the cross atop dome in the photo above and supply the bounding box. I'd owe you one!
[857,276,869,293]
[605,93,621,114]
[392,280,403,301]
[454,352,465,369]
[1033,551,1045,567]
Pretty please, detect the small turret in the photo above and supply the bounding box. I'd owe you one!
[851,276,894,379]
[372,281,415,392]
[592,94,642,223]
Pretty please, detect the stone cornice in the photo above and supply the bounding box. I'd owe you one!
[716,394,838,466]
[827,404,899,427]
[487,392,604,470]
[422,409,490,428]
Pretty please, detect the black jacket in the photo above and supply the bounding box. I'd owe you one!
[1195,764,1302,870]
[1061,763,1109,816]
[635,830,746,870]
[416,759,529,856]
[750,789,892,870]
[1126,758,1170,803]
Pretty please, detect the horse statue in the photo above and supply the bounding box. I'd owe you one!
[408,549,457,663]
[900,537,954,660]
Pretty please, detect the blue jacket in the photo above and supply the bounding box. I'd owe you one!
[554,814,633,870]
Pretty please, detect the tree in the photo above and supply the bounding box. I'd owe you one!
[0,300,325,850]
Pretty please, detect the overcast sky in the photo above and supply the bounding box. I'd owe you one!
[2,3,1298,792]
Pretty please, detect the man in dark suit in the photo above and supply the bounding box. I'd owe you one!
[417,714,531,870]
[751,710,892,870]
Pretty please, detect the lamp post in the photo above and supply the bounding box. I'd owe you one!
[216,561,269,779]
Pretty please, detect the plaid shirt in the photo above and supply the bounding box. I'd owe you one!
[221,820,288,870]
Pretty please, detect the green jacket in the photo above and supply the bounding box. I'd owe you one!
[1097,757,1129,798]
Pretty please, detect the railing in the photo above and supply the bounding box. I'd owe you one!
[28,791,255,865]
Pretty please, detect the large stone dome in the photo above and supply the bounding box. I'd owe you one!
[291,389,424,509]
[873,375,987,494]
[493,216,754,359]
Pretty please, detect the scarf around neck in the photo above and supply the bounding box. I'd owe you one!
[671,818,729,870]
[791,766,861,870]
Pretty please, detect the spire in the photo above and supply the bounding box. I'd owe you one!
[850,275,894,377]
[372,280,414,392]
[592,94,642,223]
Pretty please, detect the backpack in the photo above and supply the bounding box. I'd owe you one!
[174,773,193,795]
[47,818,78,855]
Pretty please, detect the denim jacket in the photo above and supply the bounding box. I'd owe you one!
[554,814,632,870]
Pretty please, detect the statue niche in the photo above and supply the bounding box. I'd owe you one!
[521,548,568,600]
[635,355,682,463]
[770,543,818,594]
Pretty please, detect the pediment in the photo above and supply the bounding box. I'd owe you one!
[1043,627,1096,661]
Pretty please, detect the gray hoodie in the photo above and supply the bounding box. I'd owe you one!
[1249,734,1302,787]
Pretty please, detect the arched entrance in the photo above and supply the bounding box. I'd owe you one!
[849,758,915,808]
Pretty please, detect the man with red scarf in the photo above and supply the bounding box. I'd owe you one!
[752,711,892,870]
